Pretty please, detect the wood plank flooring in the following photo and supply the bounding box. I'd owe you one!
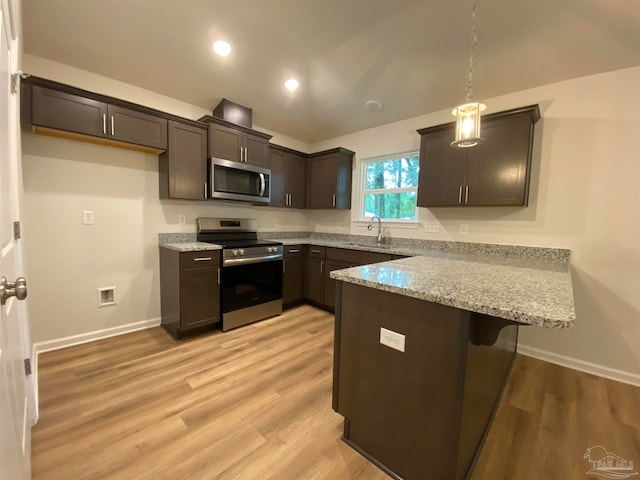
[33,305,640,480]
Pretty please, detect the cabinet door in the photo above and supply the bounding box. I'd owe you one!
[244,133,270,168]
[180,266,220,330]
[324,259,354,309]
[417,127,467,207]
[268,148,287,206]
[286,151,308,208]
[304,256,325,304]
[465,113,534,206]
[160,121,207,200]
[308,153,337,208]
[283,256,304,306]
[208,123,242,161]
[31,85,108,137]
[108,105,168,150]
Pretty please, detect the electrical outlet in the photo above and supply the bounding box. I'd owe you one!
[459,224,468,235]
[379,327,406,352]
[82,210,94,225]
[425,223,440,233]
[178,214,186,225]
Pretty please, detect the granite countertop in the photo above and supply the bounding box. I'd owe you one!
[158,232,575,329]
[330,251,575,329]
[160,242,222,252]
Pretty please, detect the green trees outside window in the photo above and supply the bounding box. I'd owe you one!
[361,154,419,220]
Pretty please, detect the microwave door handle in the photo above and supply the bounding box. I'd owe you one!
[258,173,266,197]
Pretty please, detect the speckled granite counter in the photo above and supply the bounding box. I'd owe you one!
[158,232,575,328]
[160,242,222,252]
[330,251,574,329]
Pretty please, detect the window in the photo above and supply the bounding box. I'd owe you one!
[360,152,419,221]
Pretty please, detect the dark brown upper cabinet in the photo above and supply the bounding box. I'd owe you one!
[159,120,208,200]
[269,145,308,208]
[199,116,272,168]
[24,83,168,152]
[417,105,540,207]
[307,147,354,209]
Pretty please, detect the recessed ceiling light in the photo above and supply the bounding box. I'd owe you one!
[284,78,299,92]
[365,100,382,112]
[212,40,231,57]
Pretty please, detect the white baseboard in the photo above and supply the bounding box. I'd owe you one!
[517,344,640,387]
[31,317,161,420]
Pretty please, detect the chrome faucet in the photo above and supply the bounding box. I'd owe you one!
[367,216,383,245]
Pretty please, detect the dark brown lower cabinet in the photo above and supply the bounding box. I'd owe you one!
[282,245,305,307]
[333,282,518,480]
[159,247,221,339]
[304,247,326,306]
[324,259,354,309]
[323,247,393,310]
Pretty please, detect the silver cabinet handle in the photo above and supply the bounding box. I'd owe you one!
[258,173,266,197]
[193,257,212,262]
[320,260,324,274]
[458,186,463,204]
[465,185,469,204]
[244,147,248,163]
[102,113,107,135]
[110,116,115,136]
[332,194,336,207]
[288,249,299,253]
[204,183,207,198]
[217,267,220,284]
[1,276,27,305]
[286,193,289,206]
[310,249,321,254]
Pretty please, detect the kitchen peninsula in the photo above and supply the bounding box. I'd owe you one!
[329,245,575,480]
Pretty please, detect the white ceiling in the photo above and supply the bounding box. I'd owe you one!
[21,0,640,144]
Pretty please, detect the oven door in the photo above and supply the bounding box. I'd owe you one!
[209,157,271,204]
[221,258,282,331]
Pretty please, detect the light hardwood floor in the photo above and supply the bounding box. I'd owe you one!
[33,305,640,480]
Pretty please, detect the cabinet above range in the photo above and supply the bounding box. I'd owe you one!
[198,115,272,168]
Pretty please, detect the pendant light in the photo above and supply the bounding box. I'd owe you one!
[451,0,486,148]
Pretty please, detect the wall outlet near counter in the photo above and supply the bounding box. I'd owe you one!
[178,214,186,225]
[459,224,468,235]
[380,327,405,352]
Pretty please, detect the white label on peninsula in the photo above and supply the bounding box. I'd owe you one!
[380,327,405,353]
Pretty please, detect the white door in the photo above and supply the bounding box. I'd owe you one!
[1,0,34,478]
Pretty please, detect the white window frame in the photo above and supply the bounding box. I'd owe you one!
[355,150,421,227]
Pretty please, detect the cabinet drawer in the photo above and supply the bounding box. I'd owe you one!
[179,251,220,269]
[307,246,326,258]
[327,247,392,265]
[284,245,304,258]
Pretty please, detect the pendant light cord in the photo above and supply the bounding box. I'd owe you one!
[466,0,478,102]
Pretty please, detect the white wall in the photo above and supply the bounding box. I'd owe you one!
[310,66,640,380]
[21,55,311,345]
[21,53,640,381]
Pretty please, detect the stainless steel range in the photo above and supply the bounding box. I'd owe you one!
[197,217,283,331]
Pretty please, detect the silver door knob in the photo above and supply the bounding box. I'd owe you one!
[1,276,27,305]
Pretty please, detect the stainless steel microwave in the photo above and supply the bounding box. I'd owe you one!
[208,157,271,204]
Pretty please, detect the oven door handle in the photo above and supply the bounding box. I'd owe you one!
[223,254,282,267]
[258,173,266,197]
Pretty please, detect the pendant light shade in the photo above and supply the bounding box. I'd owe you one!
[451,0,485,149]
[451,101,486,148]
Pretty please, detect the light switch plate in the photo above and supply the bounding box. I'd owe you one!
[380,327,406,352]
[425,223,440,233]
[82,210,94,225]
